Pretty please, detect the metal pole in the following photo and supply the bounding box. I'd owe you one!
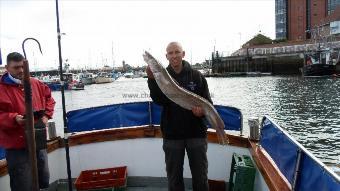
[292,148,302,190]
[22,38,41,191]
[239,112,244,136]
[55,0,73,190]
[112,43,116,78]
[148,101,152,126]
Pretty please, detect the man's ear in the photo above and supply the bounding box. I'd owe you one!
[182,51,185,58]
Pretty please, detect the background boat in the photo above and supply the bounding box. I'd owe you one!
[94,72,114,84]
[40,73,85,91]
[302,48,339,77]
[78,72,95,85]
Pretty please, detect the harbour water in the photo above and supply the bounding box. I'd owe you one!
[51,76,340,166]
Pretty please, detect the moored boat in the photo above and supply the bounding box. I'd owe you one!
[302,48,339,77]
[123,72,135,78]
[39,74,85,91]
[94,72,114,84]
[39,75,68,91]
[78,72,95,85]
[63,73,85,90]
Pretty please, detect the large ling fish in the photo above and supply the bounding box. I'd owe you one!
[143,51,229,144]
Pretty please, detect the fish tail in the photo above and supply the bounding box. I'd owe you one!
[216,128,229,145]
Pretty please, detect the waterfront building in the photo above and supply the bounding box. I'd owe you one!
[275,0,340,40]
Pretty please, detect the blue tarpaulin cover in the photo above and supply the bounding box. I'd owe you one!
[215,105,242,131]
[260,117,299,184]
[0,149,4,160]
[67,101,242,133]
[150,102,161,125]
[260,116,340,191]
[67,102,150,132]
[295,145,340,190]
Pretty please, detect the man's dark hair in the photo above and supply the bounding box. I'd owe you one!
[6,52,24,65]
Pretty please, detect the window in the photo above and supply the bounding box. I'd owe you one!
[328,0,340,15]
[275,0,287,39]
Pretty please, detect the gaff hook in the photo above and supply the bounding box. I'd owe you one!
[22,38,43,59]
[20,37,43,191]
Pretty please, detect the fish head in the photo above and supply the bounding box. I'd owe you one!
[143,51,164,75]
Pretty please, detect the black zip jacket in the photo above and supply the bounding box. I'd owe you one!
[147,60,212,139]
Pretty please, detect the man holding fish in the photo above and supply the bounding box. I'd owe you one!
[146,42,212,191]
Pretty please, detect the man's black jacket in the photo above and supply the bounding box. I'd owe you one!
[147,60,212,139]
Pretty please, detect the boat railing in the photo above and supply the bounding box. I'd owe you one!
[260,116,339,190]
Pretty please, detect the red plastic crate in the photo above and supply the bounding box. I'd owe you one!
[75,166,127,190]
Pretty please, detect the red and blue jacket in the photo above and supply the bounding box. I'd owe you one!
[0,73,55,149]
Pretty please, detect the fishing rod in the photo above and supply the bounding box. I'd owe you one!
[22,37,42,191]
[55,0,73,190]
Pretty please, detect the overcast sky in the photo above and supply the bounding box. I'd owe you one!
[0,0,275,70]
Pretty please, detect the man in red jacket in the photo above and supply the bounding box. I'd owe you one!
[0,52,56,191]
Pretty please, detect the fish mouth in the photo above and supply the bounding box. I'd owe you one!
[143,51,163,71]
[143,51,154,60]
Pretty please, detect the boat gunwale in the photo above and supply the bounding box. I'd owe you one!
[67,126,249,147]
[249,141,291,191]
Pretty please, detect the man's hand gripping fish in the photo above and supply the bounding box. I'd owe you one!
[143,51,229,145]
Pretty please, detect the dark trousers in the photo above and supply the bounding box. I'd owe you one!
[163,138,209,191]
[5,149,50,191]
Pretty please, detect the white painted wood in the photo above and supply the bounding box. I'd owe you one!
[207,144,250,180]
[48,149,67,184]
[0,175,10,191]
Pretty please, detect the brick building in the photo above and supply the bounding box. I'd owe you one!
[275,0,340,40]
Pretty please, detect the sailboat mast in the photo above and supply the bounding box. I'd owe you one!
[112,41,115,69]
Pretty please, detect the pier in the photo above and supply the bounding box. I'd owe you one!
[210,40,340,75]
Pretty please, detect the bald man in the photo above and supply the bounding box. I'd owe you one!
[147,42,212,191]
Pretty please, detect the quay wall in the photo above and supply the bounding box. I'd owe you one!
[212,54,304,75]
